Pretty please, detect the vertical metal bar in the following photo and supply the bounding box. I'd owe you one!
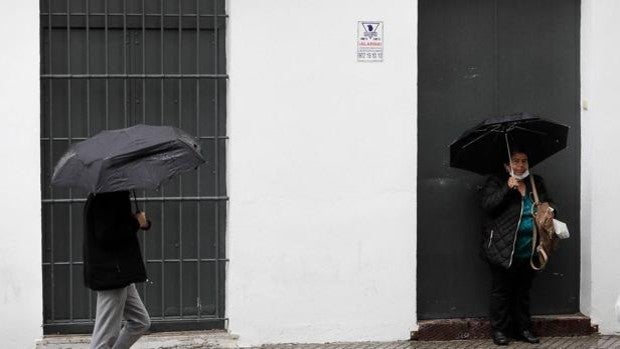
[142,0,146,126]
[195,0,201,318]
[105,0,109,128]
[160,0,165,319]
[141,0,148,300]
[123,0,128,126]
[47,0,56,323]
[85,0,93,321]
[213,0,221,318]
[86,0,91,138]
[178,0,183,318]
[493,1,499,115]
[66,0,74,321]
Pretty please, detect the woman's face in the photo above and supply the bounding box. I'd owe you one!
[505,152,529,176]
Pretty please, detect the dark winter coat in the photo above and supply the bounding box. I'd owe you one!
[480,173,553,269]
[83,191,147,290]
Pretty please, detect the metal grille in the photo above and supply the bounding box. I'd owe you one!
[40,0,228,334]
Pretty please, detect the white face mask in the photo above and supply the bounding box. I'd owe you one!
[511,169,530,180]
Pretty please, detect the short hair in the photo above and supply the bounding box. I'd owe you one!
[505,146,529,165]
[509,148,528,157]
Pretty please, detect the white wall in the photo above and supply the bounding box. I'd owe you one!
[0,2,43,348]
[581,0,620,335]
[11,0,619,346]
[227,0,417,345]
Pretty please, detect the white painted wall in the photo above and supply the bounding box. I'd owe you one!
[0,2,43,348]
[8,0,620,346]
[227,0,417,345]
[581,0,620,335]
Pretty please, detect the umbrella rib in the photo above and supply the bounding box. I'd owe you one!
[511,125,549,136]
[459,125,502,149]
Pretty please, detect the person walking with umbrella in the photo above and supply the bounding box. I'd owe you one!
[52,124,205,349]
[84,190,152,349]
[450,112,569,345]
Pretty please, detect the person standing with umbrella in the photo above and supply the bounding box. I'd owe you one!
[52,124,205,349]
[450,113,569,346]
[481,147,553,345]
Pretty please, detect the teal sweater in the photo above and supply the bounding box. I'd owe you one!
[514,194,534,260]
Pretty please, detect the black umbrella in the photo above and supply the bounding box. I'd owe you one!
[51,124,205,194]
[449,112,569,175]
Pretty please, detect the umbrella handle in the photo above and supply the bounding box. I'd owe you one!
[504,133,513,176]
[132,189,140,212]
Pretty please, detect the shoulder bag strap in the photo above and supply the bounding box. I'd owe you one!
[529,175,540,204]
[529,175,546,270]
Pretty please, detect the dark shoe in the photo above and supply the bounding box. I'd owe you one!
[517,329,540,344]
[492,331,509,345]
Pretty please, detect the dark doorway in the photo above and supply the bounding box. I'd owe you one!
[417,0,580,319]
[40,0,227,333]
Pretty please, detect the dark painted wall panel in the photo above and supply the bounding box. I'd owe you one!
[418,0,580,319]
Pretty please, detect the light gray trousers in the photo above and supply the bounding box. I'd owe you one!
[90,283,151,349]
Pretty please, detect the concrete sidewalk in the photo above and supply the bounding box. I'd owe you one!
[37,333,620,349]
[249,336,620,349]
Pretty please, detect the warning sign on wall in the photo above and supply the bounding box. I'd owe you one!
[357,21,383,62]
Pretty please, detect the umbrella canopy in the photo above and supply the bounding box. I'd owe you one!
[449,112,569,175]
[51,124,205,193]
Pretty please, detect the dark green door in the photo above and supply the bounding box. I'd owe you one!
[417,0,580,319]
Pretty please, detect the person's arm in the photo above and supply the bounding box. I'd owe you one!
[536,175,558,218]
[481,175,512,213]
[535,176,552,202]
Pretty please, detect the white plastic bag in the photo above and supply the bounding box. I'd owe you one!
[553,219,570,239]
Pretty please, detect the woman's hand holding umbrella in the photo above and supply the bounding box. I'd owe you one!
[507,176,522,190]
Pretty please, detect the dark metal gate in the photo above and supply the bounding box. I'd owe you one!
[40,0,227,333]
[417,0,580,319]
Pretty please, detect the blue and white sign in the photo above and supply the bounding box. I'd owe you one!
[357,21,383,62]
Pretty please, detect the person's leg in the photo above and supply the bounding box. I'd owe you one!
[90,288,128,349]
[489,263,512,332]
[513,261,536,333]
[507,263,521,337]
[112,284,151,349]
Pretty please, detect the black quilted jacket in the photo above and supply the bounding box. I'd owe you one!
[480,173,552,269]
